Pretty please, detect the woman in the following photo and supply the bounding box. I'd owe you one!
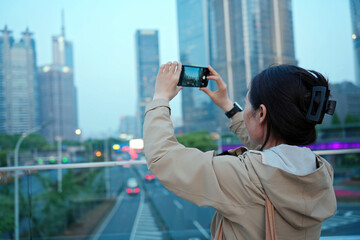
[143,61,337,239]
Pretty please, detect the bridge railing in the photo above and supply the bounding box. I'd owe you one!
[0,149,359,240]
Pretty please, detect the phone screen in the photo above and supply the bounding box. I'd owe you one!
[178,65,209,87]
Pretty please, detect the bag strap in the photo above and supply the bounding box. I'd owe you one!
[216,219,223,240]
[265,195,278,240]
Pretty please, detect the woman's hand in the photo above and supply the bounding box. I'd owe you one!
[153,61,183,101]
[200,65,233,112]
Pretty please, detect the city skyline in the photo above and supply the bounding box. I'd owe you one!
[0,0,355,138]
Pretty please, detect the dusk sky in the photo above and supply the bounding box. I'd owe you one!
[0,0,355,139]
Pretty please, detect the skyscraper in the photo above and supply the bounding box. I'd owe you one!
[52,11,74,68]
[0,26,39,134]
[38,14,78,142]
[38,65,78,141]
[176,0,219,133]
[135,30,159,137]
[209,0,297,104]
[350,0,360,85]
[119,115,138,138]
[177,0,297,134]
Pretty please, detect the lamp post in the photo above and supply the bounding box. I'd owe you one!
[14,125,43,240]
[104,137,110,199]
[55,136,63,192]
[74,128,82,163]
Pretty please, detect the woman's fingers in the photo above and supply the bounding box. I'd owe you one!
[159,64,165,73]
[200,87,213,97]
[169,61,177,73]
[208,65,219,76]
[165,61,171,72]
[207,74,227,90]
[174,61,182,74]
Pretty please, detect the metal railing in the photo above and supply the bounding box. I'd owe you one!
[1,149,360,172]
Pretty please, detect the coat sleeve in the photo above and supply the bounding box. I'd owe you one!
[229,112,261,150]
[143,99,262,217]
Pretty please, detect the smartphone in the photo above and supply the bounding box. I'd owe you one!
[177,65,209,87]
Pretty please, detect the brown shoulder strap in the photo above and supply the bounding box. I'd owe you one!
[265,195,278,240]
[216,219,223,240]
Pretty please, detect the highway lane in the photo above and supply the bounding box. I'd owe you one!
[1,162,360,239]
[135,164,214,239]
[93,165,141,239]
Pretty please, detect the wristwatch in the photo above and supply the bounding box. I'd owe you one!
[225,102,243,118]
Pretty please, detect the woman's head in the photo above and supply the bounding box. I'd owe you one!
[246,65,331,149]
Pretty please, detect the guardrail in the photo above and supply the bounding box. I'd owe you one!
[0,148,359,172]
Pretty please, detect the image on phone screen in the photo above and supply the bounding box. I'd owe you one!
[178,65,209,87]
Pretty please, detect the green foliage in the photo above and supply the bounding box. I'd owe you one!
[331,112,341,125]
[0,185,14,236]
[32,168,106,238]
[0,134,18,150]
[339,154,360,168]
[0,133,51,167]
[21,133,49,150]
[0,133,50,151]
[176,130,218,152]
[62,139,81,146]
[0,150,8,167]
[345,113,360,124]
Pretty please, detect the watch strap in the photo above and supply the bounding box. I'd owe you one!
[225,102,243,118]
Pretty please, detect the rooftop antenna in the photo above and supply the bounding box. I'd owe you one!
[61,9,65,37]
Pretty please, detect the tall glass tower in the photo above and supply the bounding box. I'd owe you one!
[0,26,38,134]
[350,0,360,85]
[177,0,219,134]
[38,13,78,142]
[177,0,296,134]
[210,0,297,101]
[136,30,160,138]
[209,0,297,132]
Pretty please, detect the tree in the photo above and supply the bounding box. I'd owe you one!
[176,131,218,152]
[0,184,14,237]
[345,113,360,124]
[331,112,341,125]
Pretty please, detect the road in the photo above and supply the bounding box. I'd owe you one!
[1,163,360,239]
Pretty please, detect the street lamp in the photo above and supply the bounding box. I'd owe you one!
[104,137,110,199]
[14,125,44,240]
[75,128,82,136]
[55,136,62,192]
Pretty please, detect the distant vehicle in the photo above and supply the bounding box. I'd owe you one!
[126,178,140,195]
[145,173,155,182]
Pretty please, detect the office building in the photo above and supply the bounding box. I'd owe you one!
[0,26,38,134]
[135,30,159,137]
[52,11,74,68]
[350,0,360,85]
[329,81,360,124]
[177,0,297,134]
[176,0,219,133]
[38,65,78,141]
[209,0,297,103]
[119,115,138,138]
[38,15,78,142]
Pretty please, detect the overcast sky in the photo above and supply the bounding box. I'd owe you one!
[0,0,355,138]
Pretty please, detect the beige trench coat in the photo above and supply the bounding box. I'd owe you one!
[143,99,337,240]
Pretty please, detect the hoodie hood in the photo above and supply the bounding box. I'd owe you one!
[249,148,337,230]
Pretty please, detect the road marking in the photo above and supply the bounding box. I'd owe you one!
[92,191,125,240]
[130,188,145,240]
[193,220,210,239]
[173,199,183,210]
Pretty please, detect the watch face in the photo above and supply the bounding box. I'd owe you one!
[234,102,243,111]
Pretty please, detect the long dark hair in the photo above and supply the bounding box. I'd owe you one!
[249,65,330,148]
